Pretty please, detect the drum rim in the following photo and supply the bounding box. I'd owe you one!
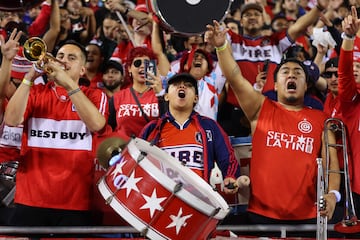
[128,138,229,218]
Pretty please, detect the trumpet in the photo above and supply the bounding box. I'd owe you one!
[23,37,66,72]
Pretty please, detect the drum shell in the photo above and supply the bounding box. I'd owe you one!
[146,0,232,36]
[98,138,229,240]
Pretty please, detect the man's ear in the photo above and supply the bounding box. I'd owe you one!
[164,93,169,102]
[274,81,278,91]
[194,95,198,104]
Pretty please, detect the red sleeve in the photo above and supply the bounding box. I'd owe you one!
[338,49,358,102]
[28,3,51,37]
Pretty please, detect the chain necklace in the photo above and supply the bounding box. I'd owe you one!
[51,85,70,102]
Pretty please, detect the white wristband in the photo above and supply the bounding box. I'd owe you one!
[329,190,341,203]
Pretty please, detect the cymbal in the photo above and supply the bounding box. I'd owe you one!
[96,137,128,169]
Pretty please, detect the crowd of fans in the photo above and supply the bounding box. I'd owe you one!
[0,0,360,238]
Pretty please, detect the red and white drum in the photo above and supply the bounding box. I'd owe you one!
[98,138,229,240]
[0,0,45,11]
[146,0,232,36]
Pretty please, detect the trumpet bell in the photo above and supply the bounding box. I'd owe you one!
[23,37,47,62]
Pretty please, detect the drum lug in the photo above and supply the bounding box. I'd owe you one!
[210,207,221,217]
[173,182,183,193]
[141,227,149,237]
[106,195,114,205]
[136,151,147,163]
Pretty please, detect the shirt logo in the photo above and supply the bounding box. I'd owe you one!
[298,119,312,134]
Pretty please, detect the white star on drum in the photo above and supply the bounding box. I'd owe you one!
[121,171,142,197]
[111,160,127,179]
[140,189,167,218]
[166,208,193,235]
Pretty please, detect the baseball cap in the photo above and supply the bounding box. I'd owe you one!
[11,47,33,80]
[324,57,339,70]
[166,73,198,95]
[240,3,263,16]
[103,57,123,75]
[304,60,320,83]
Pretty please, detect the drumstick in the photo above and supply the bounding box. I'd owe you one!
[225,176,250,189]
[115,11,137,47]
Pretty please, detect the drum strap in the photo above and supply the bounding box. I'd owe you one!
[130,87,150,122]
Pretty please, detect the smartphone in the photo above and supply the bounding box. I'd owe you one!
[263,59,270,72]
[144,59,157,86]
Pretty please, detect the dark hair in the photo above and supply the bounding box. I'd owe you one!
[124,47,157,87]
[179,48,214,76]
[273,58,309,83]
[56,40,87,62]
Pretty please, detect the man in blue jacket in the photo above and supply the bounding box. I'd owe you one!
[139,73,242,193]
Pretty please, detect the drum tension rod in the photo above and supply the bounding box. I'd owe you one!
[210,207,221,217]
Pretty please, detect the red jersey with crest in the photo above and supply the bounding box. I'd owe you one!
[248,98,327,220]
[16,82,108,211]
[154,120,204,178]
[112,87,160,140]
[227,30,293,107]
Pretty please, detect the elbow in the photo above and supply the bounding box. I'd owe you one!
[89,117,106,133]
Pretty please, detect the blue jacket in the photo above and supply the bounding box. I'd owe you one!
[139,111,240,182]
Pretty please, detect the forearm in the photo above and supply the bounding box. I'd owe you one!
[4,83,30,126]
[288,7,322,41]
[0,57,11,97]
[69,90,106,132]
[338,43,357,100]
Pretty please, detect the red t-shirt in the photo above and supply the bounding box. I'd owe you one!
[248,98,327,220]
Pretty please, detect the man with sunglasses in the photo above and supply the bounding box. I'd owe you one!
[323,57,339,117]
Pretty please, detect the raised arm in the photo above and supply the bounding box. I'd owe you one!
[287,0,328,42]
[338,6,360,102]
[205,20,264,124]
[43,0,61,53]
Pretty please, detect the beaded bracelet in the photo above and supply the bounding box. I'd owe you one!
[22,78,33,87]
[215,40,228,52]
[68,87,81,96]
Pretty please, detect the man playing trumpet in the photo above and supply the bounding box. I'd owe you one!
[4,40,108,227]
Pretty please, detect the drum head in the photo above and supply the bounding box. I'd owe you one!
[148,0,231,36]
[0,0,45,11]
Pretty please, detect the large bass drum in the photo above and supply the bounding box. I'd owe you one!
[98,138,229,240]
[146,0,232,36]
[0,0,45,11]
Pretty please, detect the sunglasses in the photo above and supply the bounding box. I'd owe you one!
[322,71,338,78]
[133,59,147,68]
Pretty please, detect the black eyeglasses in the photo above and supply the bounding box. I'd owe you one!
[133,59,144,68]
[322,71,338,78]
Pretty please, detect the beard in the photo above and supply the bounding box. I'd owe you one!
[285,96,298,103]
[104,81,121,91]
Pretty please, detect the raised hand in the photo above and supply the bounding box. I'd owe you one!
[205,20,227,48]
[0,29,22,61]
[342,6,360,37]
